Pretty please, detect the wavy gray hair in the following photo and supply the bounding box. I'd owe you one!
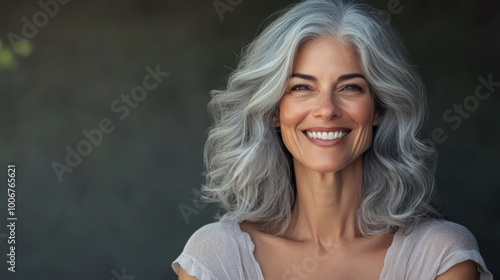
[202,0,440,235]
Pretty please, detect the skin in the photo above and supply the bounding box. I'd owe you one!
[178,36,479,279]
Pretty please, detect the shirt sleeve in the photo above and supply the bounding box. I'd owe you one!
[431,221,492,280]
[171,221,262,280]
[172,252,218,280]
[382,219,493,280]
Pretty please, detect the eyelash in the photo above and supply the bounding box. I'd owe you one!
[289,83,364,93]
[342,83,364,92]
[290,84,311,92]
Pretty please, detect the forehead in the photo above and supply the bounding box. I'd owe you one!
[293,36,362,73]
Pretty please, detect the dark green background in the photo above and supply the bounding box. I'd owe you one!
[0,0,498,279]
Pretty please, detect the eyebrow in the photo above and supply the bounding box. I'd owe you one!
[291,72,367,83]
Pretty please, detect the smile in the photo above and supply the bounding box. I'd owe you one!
[305,130,350,140]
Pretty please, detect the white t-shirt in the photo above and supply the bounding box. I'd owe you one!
[172,218,492,280]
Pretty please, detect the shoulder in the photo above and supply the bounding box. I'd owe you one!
[400,218,482,264]
[383,219,492,279]
[179,220,246,264]
[406,219,479,250]
[185,220,243,249]
[390,219,480,265]
[172,220,261,280]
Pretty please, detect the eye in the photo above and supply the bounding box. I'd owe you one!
[289,84,312,92]
[340,83,364,92]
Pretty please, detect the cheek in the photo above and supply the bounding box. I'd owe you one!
[347,97,377,125]
[278,98,306,127]
[278,98,308,152]
[349,100,377,152]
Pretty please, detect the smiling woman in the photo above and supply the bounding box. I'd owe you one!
[172,0,492,279]
[279,37,378,175]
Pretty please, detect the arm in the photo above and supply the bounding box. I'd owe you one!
[435,260,479,280]
[178,267,198,280]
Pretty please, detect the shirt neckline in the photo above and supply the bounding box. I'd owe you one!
[231,220,401,280]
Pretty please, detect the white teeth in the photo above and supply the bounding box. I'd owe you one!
[306,130,348,140]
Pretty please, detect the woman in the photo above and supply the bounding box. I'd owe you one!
[173,0,492,279]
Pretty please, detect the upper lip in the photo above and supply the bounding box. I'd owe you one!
[303,127,351,132]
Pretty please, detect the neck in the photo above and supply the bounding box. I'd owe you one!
[285,156,364,246]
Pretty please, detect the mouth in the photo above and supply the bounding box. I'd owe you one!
[304,130,350,140]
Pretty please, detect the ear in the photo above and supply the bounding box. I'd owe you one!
[273,107,280,128]
[373,110,381,126]
[273,115,280,128]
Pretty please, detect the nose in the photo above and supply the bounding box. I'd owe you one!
[311,91,341,120]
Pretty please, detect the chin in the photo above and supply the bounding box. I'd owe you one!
[301,161,349,174]
[313,167,346,174]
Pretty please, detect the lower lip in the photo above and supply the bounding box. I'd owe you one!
[303,132,348,146]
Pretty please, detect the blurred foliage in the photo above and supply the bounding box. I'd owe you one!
[0,48,16,69]
[0,0,498,279]
[0,40,32,70]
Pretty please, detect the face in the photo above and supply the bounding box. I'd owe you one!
[277,36,379,174]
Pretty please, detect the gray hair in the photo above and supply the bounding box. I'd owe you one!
[202,0,440,235]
